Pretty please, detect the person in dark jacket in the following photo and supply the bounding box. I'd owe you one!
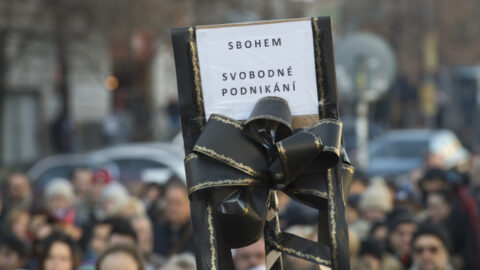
[153,181,194,257]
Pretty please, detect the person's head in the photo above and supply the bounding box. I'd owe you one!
[6,207,30,241]
[369,221,388,250]
[359,240,383,270]
[90,219,114,258]
[108,218,137,247]
[45,178,75,212]
[359,178,393,222]
[387,207,417,256]
[420,169,447,194]
[233,238,266,270]
[411,223,451,270]
[130,215,153,256]
[0,234,28,270]
[92,169,114,203]
[426,191,452,223]
[96,244,145,270]
[6,173,31,200]
[160,253,196,270]
[71,168,93,197]
[40,232,81,270]
[100,183,130,218]
[164,182,190,226]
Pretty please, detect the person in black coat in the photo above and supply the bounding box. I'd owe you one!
[153,181,194,257]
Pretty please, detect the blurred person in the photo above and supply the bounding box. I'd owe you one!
[72,168,93,202]
[418,169,448,203]
[99,183,130,219]
[349,171,368,196]
[351,179,393,240]
[28,210,55,269]
[442,171,480,269]
[1,173,32,219]
[153,181,194,257]
[0,233,29,270]
[349,229,361,269]
[44,178,75,219]
[359,178,393,222]
[91,169,114,206]
[233,237,266,270]
[386,207,417,269]
[131,215,165,270]
[96,244,145,270]
[425,191,452,224]
[39,232,81,270]
[122,197,146,217]
[159,253,195,270]
[368,221,388,251]
[108,219,137,247]
[71,168,93,226]
[346,196,361,225]
[79,217,125,269]
[358,240,383,270]
[410,223,454,270]
[44,179,82,242]
[5,208,30,243]
[141,182,165,222]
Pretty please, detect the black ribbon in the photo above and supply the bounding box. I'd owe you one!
[185,96,354,269]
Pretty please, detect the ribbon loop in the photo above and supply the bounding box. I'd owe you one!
[184,96,353,259]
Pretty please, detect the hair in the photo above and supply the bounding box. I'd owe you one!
[412,223,452,253]
[96,244,145,270]
[0,233,29,259]
[44,178,75,202]
[6,207,29,229]
[109,218,138,243]
[39,232,81,270]
[160,253,196,270]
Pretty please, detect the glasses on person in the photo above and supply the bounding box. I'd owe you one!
[414,245,440,255]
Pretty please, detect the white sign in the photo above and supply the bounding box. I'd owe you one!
[196,19,319,120]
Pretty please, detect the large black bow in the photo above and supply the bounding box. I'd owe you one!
[185,96,354,269]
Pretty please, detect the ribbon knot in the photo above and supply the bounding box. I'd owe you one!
[185,96,353,267]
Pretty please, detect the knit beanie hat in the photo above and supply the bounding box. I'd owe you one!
[387,207,416,231]
[412,222,451,252]
[359,178,392,213]
[44,178,75,203]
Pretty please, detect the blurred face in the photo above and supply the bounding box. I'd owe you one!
[99,252,138,270]
[233,239,266,270]
[423,179,446,193]
[131,217,153,255]
[426,194,450,223]
[48,196,71,212]
[72,170,93,196]
[91,224,111,257]
[43,242,73,270]
[8,174,30,200]
[11,212,30,241]
[412,235,448,270]
[371,225,388,244]
[346,205,359,225]
[165,186,190,226]
[360,254,382,270]
[0,247,22,270]
[363,209,386,222]
[389,222,417,255]
[92,182,107,203]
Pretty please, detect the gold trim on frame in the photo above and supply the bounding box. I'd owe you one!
[188,27,206,125]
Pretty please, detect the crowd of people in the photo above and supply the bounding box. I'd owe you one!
[0,151,479,270]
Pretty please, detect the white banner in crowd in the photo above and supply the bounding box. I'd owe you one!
[196,19,318,120]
